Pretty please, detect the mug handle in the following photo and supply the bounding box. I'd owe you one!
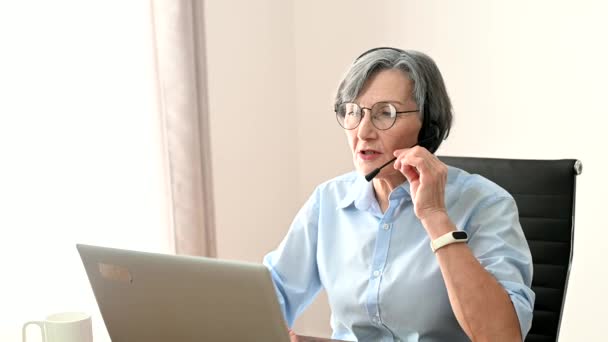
[22,321,46,342]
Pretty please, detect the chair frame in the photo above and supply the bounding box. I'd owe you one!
[438,156,581,341]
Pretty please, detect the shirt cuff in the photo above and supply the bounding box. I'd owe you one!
[500,280,535,339]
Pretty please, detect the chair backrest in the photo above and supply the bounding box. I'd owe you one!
[438,156,580,342]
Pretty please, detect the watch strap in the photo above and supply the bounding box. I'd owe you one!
[430,230,468,252]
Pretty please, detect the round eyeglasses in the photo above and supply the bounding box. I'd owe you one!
[335,102,419,130]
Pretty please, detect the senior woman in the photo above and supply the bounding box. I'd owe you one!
[264,48,534,342]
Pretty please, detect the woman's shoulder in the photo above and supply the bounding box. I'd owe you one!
[446,165,513,201]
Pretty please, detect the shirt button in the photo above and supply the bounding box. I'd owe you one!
[373,270,381,277]
[382,223,390,230]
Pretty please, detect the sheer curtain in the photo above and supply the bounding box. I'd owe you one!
[150,0,216,257]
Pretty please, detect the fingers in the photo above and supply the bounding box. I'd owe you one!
[393,146,447,182]
[395,160,419,183]
[393,146,448,220]
[289,329,299,342]
[393,146,431,172]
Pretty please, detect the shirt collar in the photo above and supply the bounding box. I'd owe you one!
[337,173,370,210]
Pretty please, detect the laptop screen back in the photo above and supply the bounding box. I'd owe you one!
[77,244,290,342]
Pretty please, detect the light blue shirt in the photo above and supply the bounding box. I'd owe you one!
[263,166,535,342]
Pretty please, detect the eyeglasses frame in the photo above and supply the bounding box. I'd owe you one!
[334,102,419,130]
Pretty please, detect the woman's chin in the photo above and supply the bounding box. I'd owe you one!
[375,168,405,181]
[355,165,375,177]
[354,160,396,179]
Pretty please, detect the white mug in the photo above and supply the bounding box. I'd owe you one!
[22,312,93,342]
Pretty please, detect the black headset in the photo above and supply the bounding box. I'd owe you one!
[353,47,441,153]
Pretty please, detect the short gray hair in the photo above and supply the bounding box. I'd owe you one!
[334,48,453,153]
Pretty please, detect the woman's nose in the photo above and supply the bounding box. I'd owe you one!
[357,112,377,140]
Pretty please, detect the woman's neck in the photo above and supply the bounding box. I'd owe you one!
[372,173,407,213]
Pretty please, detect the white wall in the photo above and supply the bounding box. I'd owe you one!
[207,0,608,340]
[0,2,171,341]
[204,0,301,262]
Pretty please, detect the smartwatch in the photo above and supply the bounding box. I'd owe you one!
[430,230,468,252]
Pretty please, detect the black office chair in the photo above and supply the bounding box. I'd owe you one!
[438,156,581,342]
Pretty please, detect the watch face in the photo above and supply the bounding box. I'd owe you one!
[452,231,468,239]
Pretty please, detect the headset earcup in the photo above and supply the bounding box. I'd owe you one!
[417,122,440,152]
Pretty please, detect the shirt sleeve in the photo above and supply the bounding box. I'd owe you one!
[262,187,322,327]
[466,194,536,339]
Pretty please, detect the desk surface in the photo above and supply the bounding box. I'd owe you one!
[297,335,348,342]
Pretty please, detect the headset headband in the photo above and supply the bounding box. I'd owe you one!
[354,47,406,63]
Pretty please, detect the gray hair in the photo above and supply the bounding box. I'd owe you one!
[334,48,453,153]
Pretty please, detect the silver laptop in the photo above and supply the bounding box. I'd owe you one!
[77,244,290,342]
